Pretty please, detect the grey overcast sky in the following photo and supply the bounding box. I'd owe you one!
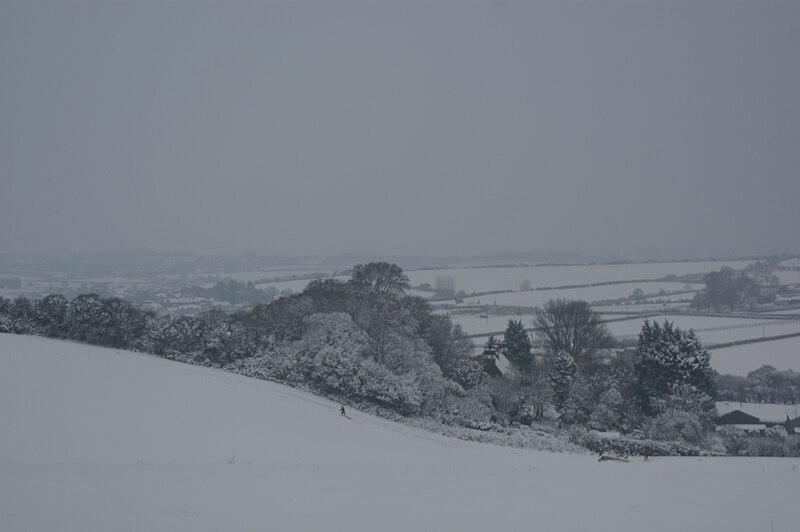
[1,1,798,260]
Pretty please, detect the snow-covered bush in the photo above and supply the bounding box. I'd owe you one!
[572,429,703,457]
[355,358,422,413]
[0,314,13,334]
[375,331,449,413]
[275,313,426,414]
[445,384,495,428]
[645,409,706,446]
[716,426,748,456]
[589,385,625,431]
[561,372,595,425]
[744,435,787,457]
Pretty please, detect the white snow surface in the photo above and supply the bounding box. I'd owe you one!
[453,282,702,308]
[405,260,753,294]
[711,335,800,376]
[604,315,800,345]
[1,333,799,532]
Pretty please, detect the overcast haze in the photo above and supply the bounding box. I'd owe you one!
[1,1,799,260]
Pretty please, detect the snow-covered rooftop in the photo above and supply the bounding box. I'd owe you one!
[716,401,800,423]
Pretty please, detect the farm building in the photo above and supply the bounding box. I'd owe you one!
[715,402,800,434]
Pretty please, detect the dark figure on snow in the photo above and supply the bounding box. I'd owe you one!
[340,405,347,417]
[643,445,651,462]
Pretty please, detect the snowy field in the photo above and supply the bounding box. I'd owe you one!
[405,260,753,294]
[774,270,800,285]
[256,275,349,294]
[777,258,800,268]
[453,282,702,308]
[442,312,537,337]
[448,311,800,345]
[2,334,799,532]
[604,315,800,345]
[711,336,800,376]
[762,307,800,315]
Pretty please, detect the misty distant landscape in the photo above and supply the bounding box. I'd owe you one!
[2,1,799,531]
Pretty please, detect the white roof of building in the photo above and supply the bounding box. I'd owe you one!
[716,402,800,423]
[494,353,511,374]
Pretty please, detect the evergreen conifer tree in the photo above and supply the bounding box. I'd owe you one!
[504,319,533,373]
[633,319,716,416]
[549,351,577,411]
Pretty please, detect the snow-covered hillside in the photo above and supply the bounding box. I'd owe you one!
[1,333,798,532]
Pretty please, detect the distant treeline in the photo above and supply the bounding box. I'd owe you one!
[717,366,800,404]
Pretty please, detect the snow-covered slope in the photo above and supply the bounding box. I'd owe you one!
[1,333,798,532]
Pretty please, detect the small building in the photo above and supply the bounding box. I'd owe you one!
[477,339,512,378]
[716,410,760,426]
[715,402,800,435]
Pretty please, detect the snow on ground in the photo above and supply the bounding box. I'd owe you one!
[774,270,800,285]
[404,288,439,299]
[605,315,800,345]
[711,336,800,376]
[442,312,537,337]
[257,275,349,294]
[777,258,800,268]
[451,312,800,347]
[405,261,753,294]
[1,333,799,532]
[600,302,686,313]
[453,282,702,308]
[762,307,800,315]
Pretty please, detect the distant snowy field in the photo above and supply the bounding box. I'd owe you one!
[604,315,800,344]
[774,270,800,285]
[250,260,755,297]
[777,258,800,268]
[711,336,800,376]
[453,282,703,308]
[449,311,800,341]
[405,260,753,294]
[1,333,798,532]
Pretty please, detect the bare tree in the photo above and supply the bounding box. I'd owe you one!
[435,275,455,294]
[351,263,410,294]
[535,299,614,367]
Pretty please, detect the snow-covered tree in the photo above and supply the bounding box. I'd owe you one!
[447,383,495,426]
[288,313,426,413]
[0,313,13,333]
[535,299,614,367]
[504,319,533,375]
[561,372,595,425]
[35,294,68,337]
[66,294,112,345]
[422,314,475,381]
[589,384,625,431]
[633,320,716,416]
[645,408,706,446]
[549,351,577,411]
[351,262,409,295]
[376,331,449,412]
[645,383,714,445]
[450,356,485,389]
